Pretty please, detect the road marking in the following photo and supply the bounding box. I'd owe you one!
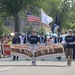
[0,68,11,72]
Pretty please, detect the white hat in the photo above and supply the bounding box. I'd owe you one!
[68,29,73,31]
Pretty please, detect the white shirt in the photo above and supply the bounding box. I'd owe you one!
[19,36,24,44]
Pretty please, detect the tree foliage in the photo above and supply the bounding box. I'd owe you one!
[0,13,4,35]
[41,0,75,33]
[0,13,10,36]
[1,0,45,32]
[1,0,75,33]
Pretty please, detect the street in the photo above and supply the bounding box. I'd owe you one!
[0,56,75,75]
[1,0,75,75]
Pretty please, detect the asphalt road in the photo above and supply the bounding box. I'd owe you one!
[0,61,75,75]
[0,55,75,75]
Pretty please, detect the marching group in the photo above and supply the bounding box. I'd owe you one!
[0,29,75,66]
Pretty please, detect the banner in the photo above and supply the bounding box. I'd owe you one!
[2,44,11,56]
[2,43,64,57]
[10,44,32,57]
[35,43,64,57]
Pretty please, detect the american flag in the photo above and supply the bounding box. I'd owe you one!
[27,11,40,22]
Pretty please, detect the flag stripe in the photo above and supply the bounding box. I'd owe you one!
[27,11,40,22]
[28,16,40,22]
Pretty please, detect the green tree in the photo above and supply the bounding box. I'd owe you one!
[1,0,45,33]
[1,0,75,33]
[41,0,74,32]
[1,0,24,32]
[37,28,45,35]
[0,13,10,36]
[0,13,4,35]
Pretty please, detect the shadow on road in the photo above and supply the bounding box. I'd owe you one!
[0,65,68,67]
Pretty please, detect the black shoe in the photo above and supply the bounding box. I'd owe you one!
[57,57,61,60]
[58,57,61,60]
[26,59,28,60]
[16,56,19,60]
[69,62,71,66]
[12,56,16,60]
[67,62,69,65]
[67,61,71,66]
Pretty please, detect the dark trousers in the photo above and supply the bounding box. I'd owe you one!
[13,55,16,60]
[73,45,75,59]
[13,55,19,60]
[73,48,75,59]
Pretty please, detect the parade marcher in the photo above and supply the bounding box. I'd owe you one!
[65,29,75,66]
[29,30,39,66]
[12,33,20,44]
[50,36,55,44]
[73,34,75,60]
[39,32,46,60]
[24,31,31,60]
[24,30,30,44]
[19,33,25,44]
[54,36,57,43]
[46,36,54,45]
[39,32,46,44]
[12,33,20,60]
[56,35,63,60]
[29,30,39,44]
